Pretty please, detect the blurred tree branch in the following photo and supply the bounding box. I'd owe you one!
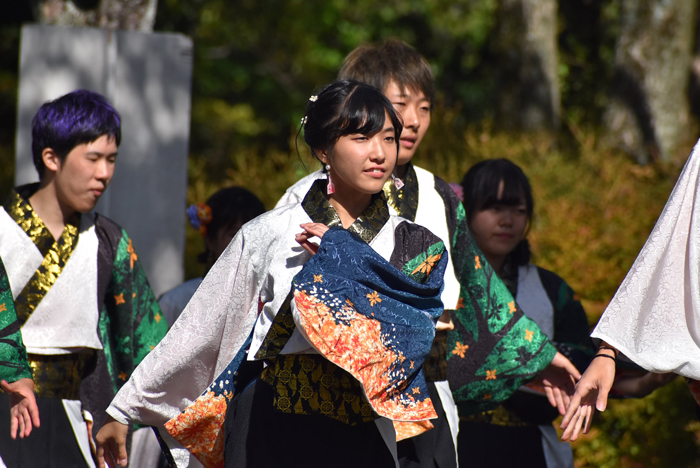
[30,0,157,31]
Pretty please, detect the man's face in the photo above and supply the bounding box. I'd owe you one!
[53,135,118,214]
[384,80,431,166]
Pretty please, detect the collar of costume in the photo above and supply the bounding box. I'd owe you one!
[301,178,390,243]
[4,184,81,324]
[383,163,419,221]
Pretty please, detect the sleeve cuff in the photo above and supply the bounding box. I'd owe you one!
[105,405,131,425]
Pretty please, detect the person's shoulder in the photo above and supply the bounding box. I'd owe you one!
[93,212,140,250]
[392,216,445,249]
[275,170,324,208]
[532,264,568,289]
[92,211,119,230]
[413,165,460,204]
[238,202,305,238]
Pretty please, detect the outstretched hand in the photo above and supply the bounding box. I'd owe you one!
[560,349,616,441]
[525,351,581,415]
[295,223,329,255]
[1,378,40,439]
[96,416,130,467]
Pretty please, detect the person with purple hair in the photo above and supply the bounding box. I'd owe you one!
[0,89,168,467]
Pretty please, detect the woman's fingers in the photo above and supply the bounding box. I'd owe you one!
[300,223,330,238]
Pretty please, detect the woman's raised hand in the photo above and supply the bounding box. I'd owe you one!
[95,416,130,467]
[560,345,617,441]
[295,223,330,255]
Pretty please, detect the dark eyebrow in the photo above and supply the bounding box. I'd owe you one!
[85,151,119,157]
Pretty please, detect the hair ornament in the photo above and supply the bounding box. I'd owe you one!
[186,203,213,235]
[309,95,318,102]
[301,116,308,125]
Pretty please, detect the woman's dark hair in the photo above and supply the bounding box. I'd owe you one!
[198,187,265,263]
[461,159,534,266]
[301,79,403,162]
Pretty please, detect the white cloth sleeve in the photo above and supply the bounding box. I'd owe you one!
[592,139,700,379]
[107,231,261,426]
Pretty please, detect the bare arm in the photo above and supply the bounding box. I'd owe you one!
[612,371,678,398]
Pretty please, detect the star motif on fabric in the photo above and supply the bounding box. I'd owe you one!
[114,293,126,305]
[525,329,534,342]
[313,274,323,282]
[508,301,517,314]
[452,342,469,358]
[119,371,128,381]
[483,393,492,400]
[154,313,162,323]
[0,303,6,313]
[410,361,414,369]
[345,298,354,307]
[456,297,465,309]
[366,291,382,306]
[485,369,497,380]
[412,387,421,395]
[127,239,138,269]
[411,253,442,275]
[474,256,482,270]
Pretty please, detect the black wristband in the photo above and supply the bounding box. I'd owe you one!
[598,345,618,358]
[592,353,616,363]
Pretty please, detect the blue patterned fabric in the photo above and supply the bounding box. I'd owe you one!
[292,228,447,420]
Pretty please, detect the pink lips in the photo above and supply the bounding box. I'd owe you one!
[400,138,415,148]
[364,167,386,179]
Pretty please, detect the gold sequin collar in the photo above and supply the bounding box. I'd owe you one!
[382,164,419,221]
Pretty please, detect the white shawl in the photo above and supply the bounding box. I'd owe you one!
[592,139,700,379]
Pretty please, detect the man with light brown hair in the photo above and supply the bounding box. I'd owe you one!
[278,39,580,468]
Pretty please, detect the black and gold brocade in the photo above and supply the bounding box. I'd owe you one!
[302,179,390,244]
[383,164,419,221]
[260,355,376,425]
[27,353,91,400]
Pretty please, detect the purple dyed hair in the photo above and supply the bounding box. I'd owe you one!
[31,89,121,178]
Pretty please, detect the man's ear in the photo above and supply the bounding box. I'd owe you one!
[42,148,61,173]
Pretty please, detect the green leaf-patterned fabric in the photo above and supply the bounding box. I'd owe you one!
[444,195,556,416]
[0,257,31,383]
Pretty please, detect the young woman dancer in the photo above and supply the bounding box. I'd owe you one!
[454,159,595,467]
[95,79,453,468]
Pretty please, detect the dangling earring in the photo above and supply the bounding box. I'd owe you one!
[326,164,335,194]
[392,173,404,190]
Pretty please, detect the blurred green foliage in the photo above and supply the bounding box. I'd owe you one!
[1,0,699,465]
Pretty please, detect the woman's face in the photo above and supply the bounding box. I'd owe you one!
[322,112,398,199]
[469,181,529,265]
